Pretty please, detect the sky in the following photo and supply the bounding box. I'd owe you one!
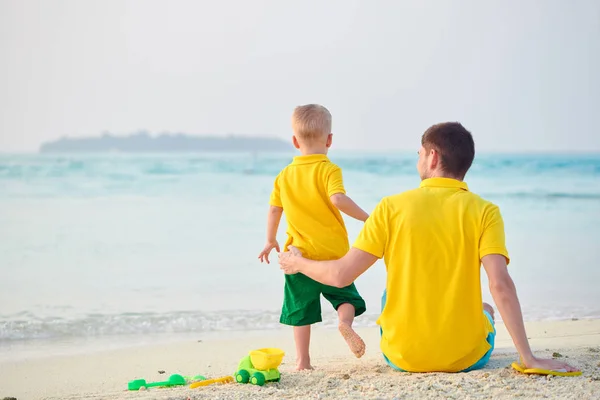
[0,0,599,153]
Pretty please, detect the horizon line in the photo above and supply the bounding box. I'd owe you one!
[2,149,600,156]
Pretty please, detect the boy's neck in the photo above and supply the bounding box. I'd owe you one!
[299,148,328,156]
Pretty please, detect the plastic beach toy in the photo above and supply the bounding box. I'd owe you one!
[511,361,582,377]
[189,375,234,388]
[183,375,206,383]
[234,348,285,386]
[128,374,187,390]
[184,375,206,382]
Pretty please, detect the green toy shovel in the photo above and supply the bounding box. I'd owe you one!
[128,374,186,390]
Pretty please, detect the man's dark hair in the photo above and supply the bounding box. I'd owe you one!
[421,122,475,179]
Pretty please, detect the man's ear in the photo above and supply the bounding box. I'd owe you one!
[292,135,300,149]
[429,148,440,170]
[326,133,333,148]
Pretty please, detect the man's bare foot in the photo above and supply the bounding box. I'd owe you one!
[483,302,495,321]
[339,322,366,358]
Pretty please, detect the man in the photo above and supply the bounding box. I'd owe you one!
[278,122,578,373]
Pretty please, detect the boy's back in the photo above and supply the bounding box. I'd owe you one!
[258,104,369,370]
[270,154,349,261]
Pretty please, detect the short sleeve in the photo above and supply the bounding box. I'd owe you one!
[353,199,388,259]
[327,166,346,197]
[479,204,510,264]
[269,174,282,207]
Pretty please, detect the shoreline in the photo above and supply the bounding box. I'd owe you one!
[3,314,600,362]
[2,319,599,399]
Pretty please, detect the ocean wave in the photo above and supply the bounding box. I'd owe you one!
[0,310,379,341]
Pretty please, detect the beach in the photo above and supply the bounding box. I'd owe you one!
[3,0,600,397]
[2,153,600,399]
[2,319,599,400]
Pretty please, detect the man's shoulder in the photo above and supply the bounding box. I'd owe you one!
[382,188,423,203]
[370,190,419,215]
[455,191,505,227]
[380,188,501,211]
[464,191,500,211]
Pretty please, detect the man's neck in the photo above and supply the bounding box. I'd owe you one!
[424,171,463,181]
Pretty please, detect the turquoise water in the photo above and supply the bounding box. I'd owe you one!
[1,152,599,351]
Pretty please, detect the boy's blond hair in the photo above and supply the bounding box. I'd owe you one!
[292,104,332,141]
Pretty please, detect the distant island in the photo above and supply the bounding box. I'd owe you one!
[39,132,292,153]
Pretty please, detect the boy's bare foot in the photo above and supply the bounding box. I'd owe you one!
[339,322,365,358]
[295,362,314,371]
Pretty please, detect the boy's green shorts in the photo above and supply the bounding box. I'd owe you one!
[280,272,366,326]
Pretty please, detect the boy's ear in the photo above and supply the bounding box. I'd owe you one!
[292,135,301,149]
[326,133,333,148]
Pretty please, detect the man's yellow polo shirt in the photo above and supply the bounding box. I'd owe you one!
[354,177,510,372]
[270,154,349,260]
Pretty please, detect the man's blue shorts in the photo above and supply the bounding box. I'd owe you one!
[380,290,496,372]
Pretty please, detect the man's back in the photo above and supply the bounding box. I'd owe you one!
[355,177,509,372]
[270,154,349,260]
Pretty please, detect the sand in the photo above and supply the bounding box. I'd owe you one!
[1,319,599,400]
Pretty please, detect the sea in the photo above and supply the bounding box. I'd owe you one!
[1,152,599,360]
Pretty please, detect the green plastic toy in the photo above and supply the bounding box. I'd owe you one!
[234,348,284,386]
[127,374,187,390]
[184,375,206,382]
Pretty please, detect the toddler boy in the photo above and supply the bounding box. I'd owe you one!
[258,104,369,370]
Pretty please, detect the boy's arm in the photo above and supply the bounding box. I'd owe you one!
[330,193,369,222]
[482,254,578,372]
[258,205,283,264]
[266,205,283,244]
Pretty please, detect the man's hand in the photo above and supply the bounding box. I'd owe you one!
[523,356,580,373]
[278,245,303,274]
[258,240,280,264]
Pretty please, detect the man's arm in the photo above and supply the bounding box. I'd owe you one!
[281,196,387,285]
[279,246,378,288]
[258,205,283,264]
[483,255,534,361]
[330,193,369,222]
[483,254,579,372]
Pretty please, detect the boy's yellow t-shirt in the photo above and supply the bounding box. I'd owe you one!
[269,154,348,260]
[353,177,510,372]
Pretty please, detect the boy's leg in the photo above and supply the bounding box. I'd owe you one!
[337,302,356,326]
[280,273,322,371]
[293,325,312,370]
[322,283,367,358]
[338,302,366,358]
